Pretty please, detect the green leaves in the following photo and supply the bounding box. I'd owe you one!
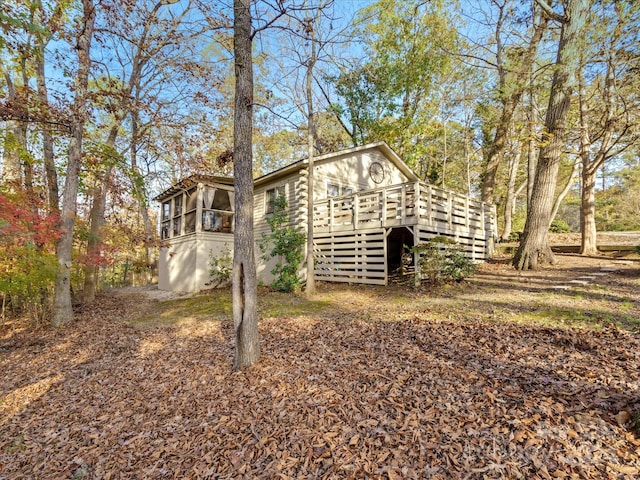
[260,196,306,293]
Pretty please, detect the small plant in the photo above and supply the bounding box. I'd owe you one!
[208,247,232,288]
[260,196,306,292]
[549,220,571,233]
[411,236,476,284]
[635,245,640,256]
[508,231,522,242]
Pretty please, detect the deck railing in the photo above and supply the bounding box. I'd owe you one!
[313,181,495,239]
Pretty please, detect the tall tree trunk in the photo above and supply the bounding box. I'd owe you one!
[513,0,589,270]
[35,50,59,213]
[579,23,621,255]
[527,84,538,208]
[52,0,95,326]
[481,9,548,205]
[581,166,598,254]
[578,63,598,255]
[1,72,25,188]
[305,17,317,296]
[501,147,522,242]
[130,111,154,285]
[82,166,113,303]
[232,0,259,369]
[550,158,579,223]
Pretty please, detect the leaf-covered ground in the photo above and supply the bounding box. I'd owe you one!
[1,254,639,479]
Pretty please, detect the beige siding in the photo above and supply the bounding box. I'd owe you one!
[159,233,233,292]
[253,173,305,285]
[313,149,410,200]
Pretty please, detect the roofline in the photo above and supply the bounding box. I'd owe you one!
[253,141,418,187]
[154,142,420,201]
[153,174,234,202]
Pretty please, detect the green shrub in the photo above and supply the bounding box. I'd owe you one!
[208,247,233,288]
[260,196,306,292]
[410,236,476,284]
[635,245,640,256]
[549,220,571,233]
[508,231,522,242]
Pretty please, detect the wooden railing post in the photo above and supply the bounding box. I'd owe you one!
[447,192,453,230]
[464,197,469,229]
[426,184,433,226]
[329,199,334,233]
[414,181,420,218]
[381,189,387,225]
[401,185,407,223]
[353,193,359,229]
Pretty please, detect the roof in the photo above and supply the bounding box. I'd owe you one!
[253,141,419,187]
[154,174,234,202]
[153,142,419,201]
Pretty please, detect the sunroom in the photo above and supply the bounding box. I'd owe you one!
[155,175,235,292]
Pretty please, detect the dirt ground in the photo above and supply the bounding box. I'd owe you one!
[1,253,639,479]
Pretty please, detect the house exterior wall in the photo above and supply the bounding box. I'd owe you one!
[156,143,492,293]
[253,172,303,285]
[313,148,411,199]
[159,232,233,292]
[252,145,410,287]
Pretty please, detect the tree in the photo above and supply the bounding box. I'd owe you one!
[476,0,549,205]
[232,0,259,368]
[513,0,590,270]
[329,0,457,170]
[578,1,640,255]
[52,0,96,326]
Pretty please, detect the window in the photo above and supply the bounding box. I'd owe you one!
[162,202,170,221]
[172,216,182,236]
[173,195,183,217]
[327,183,354,198]
[161,222,170,240]
[202,188,234,233]
[266,185,286,214]
[327,183,340,198]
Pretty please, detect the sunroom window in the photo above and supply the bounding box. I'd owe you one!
[202,187,234,233]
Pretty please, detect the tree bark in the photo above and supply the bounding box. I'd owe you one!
[514,0,589,271]
[550,158,579,224]
[52,0,95,326]
[480,8,548,205]
[501,147,522,242]
[578,18,623,256]
[82,165,113,303]
[33,0,59,213]
[526,84,538,208]
[232,0,259,369]
[36,50,59,213]
[1,71,25,188]
[305,17,317,296]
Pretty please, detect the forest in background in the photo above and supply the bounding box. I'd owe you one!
[1,0,639,325]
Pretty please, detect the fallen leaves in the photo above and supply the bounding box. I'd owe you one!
[0,259,639,479]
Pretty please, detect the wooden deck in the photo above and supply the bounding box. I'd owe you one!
[312,181,496,285]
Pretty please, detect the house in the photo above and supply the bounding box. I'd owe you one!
[155,142,496,292]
